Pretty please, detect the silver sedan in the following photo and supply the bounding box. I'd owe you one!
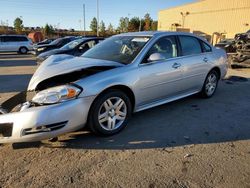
[0,32,228,143]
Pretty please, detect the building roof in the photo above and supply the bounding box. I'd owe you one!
[159,0,206,12]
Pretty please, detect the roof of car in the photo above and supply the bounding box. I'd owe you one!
[118,31,203,37]
[118,31,210,44]
[0,34,28,37]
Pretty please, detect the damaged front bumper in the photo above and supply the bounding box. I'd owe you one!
[0,92,94,143]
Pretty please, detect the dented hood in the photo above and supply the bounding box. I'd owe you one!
[28,54,123,90]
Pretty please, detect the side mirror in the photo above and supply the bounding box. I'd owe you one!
[147,53,165,62]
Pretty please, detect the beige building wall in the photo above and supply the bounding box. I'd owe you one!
[158,0,250,39]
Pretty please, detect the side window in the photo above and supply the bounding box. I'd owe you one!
[202,41,212,52]
[87,40,96,48]
[18,37,28,42]
[144,36,178,63]
[61,39,70,46]
[15,37,22,42]
[179,36,202,56]
[4,36,12,42]
[79,41,91,51]
[11,36,19,42]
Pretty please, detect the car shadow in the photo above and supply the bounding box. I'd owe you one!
[0,74,33,93]
[9,75,250,150]
[0,58,36,67]
[13,85,250,150]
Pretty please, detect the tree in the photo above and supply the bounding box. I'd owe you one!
[90,17,98,33]
[128,17,140,32]
[99,20,106,36]
[43,24,54,37]
[14,17,24,34]
[144,13,152,31]
[118,17,129,33]
[151,21,158,31]
[139,19,145,32]
[107,23,114,34]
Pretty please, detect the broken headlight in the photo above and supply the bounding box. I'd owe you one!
[32,85,82,105]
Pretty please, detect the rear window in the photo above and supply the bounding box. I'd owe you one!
[202,41,212,52]
[2,36,28,42]
[179,36,202,56]
[17,37,28,41]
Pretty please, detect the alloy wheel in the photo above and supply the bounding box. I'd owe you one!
[98,97,127,131]
[205,73,218,96]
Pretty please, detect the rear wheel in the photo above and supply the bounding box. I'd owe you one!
[88,90,132,136]
[201,70,219,98]
[19,47,28,54]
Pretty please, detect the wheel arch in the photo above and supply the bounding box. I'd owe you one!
[93,84,136,112]
[209,66,221,79]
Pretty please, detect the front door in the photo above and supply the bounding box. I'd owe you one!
[135,36,184,107]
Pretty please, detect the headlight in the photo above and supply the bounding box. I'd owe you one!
[37,47,46,51]
[32,85,82,104]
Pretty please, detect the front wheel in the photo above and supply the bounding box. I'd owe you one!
[19,47,28,54]
[88,90,132,136]
[201,70,219,98]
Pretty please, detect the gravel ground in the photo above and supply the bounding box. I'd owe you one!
[0,54,250,188]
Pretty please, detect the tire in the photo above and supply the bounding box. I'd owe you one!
[88,90,132,136]
[201,70,219,98]
[19,47,28,54]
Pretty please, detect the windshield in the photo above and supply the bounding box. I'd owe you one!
[50,38,63,45]
[82,36,151,64]
[60,39,83,50]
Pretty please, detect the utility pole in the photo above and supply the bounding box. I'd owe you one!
[79,19,82,31]
[97,0,99,36]
[139,18,142,32]
[127,13,130,32]
[83,4,86,36]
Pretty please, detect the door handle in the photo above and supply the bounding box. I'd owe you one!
[203,57,209,62]
[172,62,181,69]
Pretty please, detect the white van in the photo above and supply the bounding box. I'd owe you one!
[0,35,33,54]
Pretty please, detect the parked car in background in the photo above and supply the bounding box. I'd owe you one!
[0,35,33,54]
[215,39,236,53]
[35,38,55,46]
[0,31,228,143]
[33,36,76,55]
[36,37,104,64]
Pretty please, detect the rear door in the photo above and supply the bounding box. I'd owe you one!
[1,36,12,51]
[6,36,22,51]
[177,35,210,93]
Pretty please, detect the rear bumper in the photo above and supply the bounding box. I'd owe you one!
[0,96,94,143]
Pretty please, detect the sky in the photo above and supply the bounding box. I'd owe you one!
[0,0,196,30]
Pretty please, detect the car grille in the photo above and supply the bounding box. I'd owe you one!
[22,121,68,136]
[0,123,13,137]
